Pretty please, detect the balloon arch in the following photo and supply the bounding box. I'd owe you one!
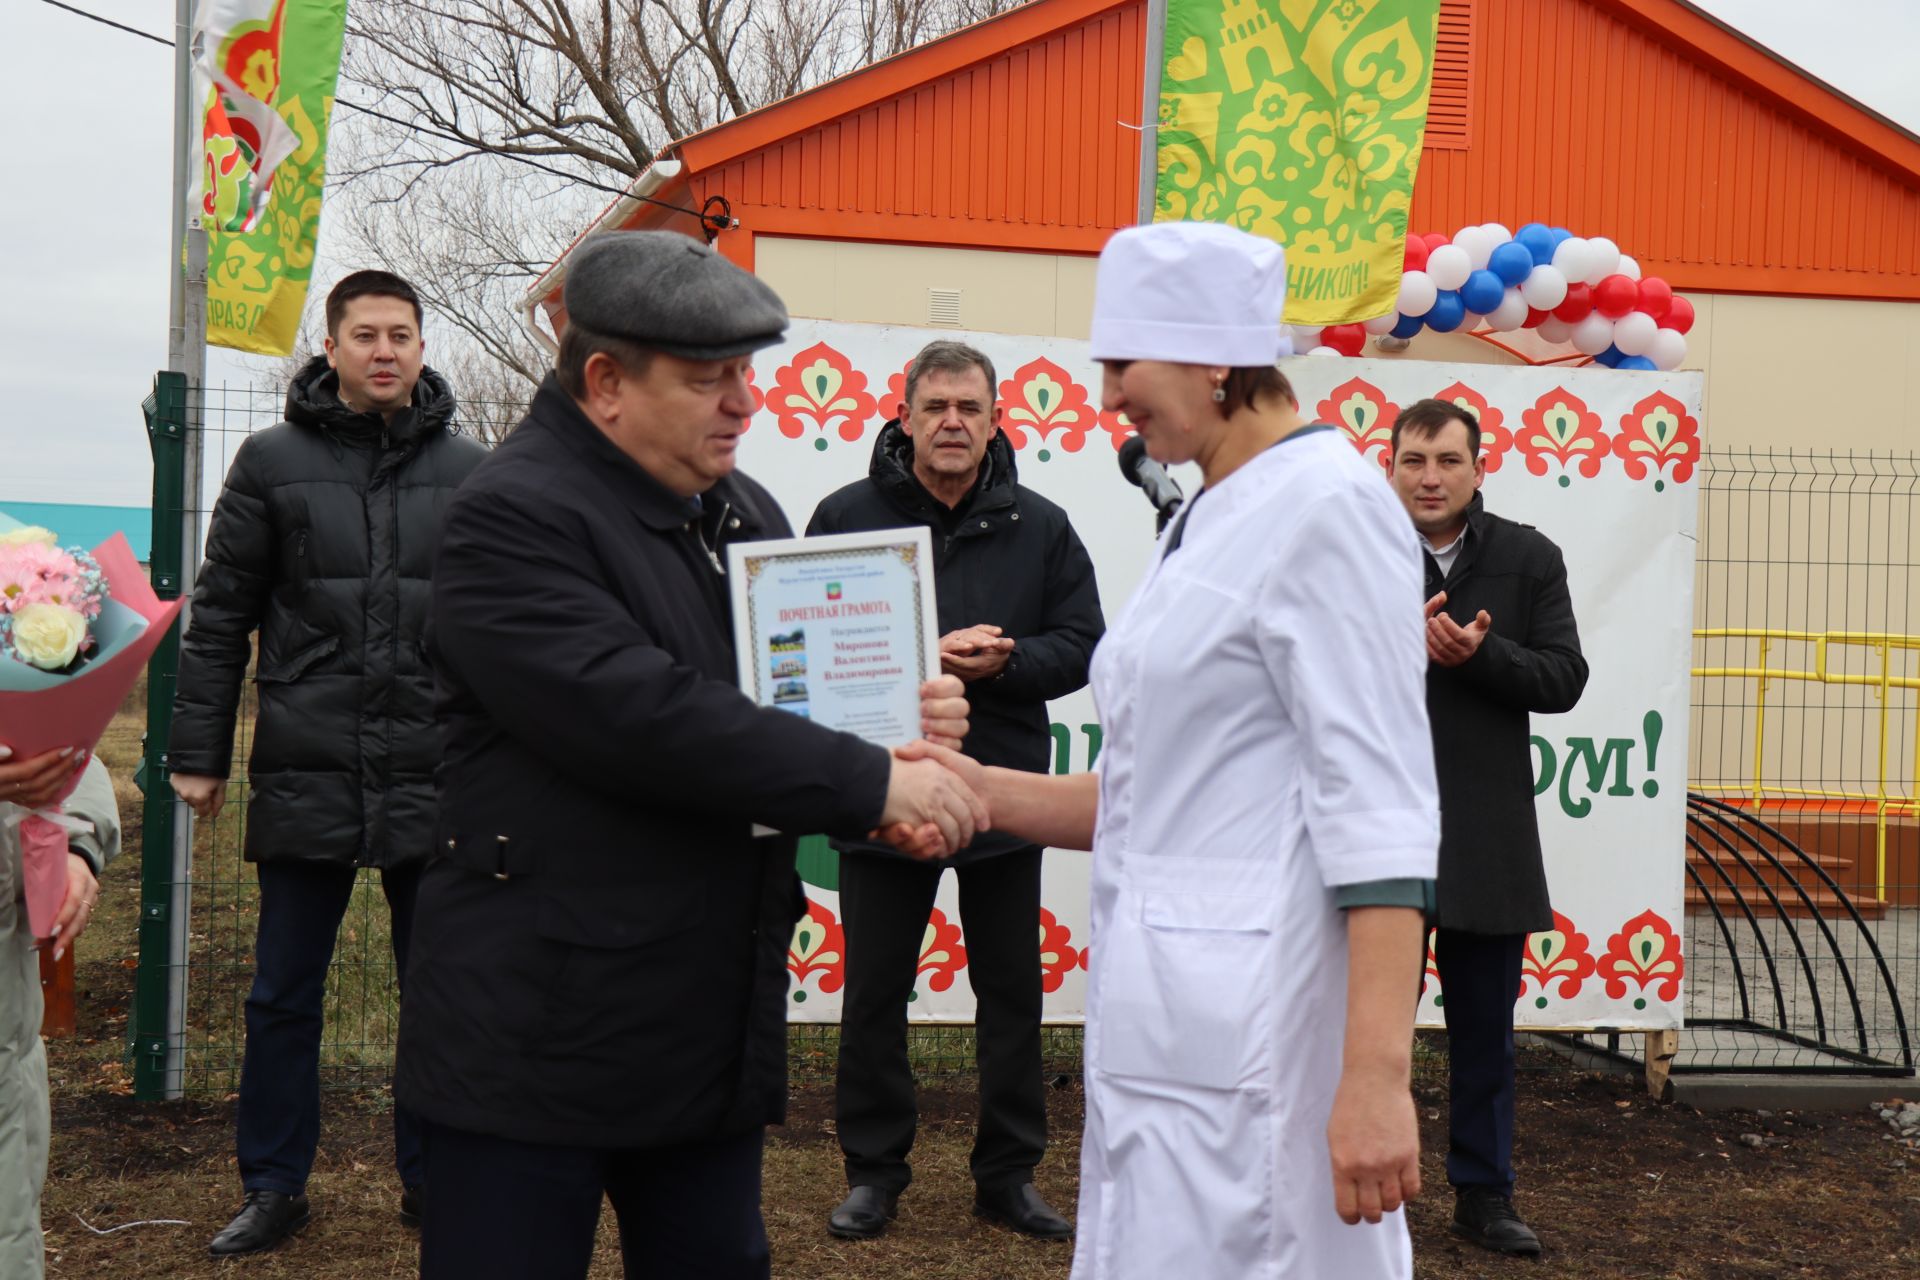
[1294,223,1694,372]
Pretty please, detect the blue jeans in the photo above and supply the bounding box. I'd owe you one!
[236,860,422,1195]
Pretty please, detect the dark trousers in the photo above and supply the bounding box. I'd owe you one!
[418,1121,768,1280]
[1434,928,1527,1197]
[237,859,423,1195]
[834,845,1047,1194]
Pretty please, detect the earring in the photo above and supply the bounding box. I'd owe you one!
[1211,383,1227,403]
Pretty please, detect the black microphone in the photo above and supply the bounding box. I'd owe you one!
[1118,436,1185,528]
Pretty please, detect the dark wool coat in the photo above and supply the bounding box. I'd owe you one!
[807,421,1104,865]
[1425,494,1589,935]
[169,357,485,867]
[395,376,893,1149]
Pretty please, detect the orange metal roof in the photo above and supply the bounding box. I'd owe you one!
[539,0,1920,312]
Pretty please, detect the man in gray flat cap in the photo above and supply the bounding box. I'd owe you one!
[395,230,988,1279]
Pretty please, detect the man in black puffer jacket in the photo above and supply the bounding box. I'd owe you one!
[809,340,1104,1242]
[169,271,486,1256]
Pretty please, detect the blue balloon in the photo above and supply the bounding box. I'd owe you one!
[1460,269,1506,315]
[1489,241,1536,287]
[1549,227,1574,251]
[1390,311,1425,339]
[1514,223,1557,268]
[1594,345,1624,367]
[1424,290,1466,333]
[1616,355,1657,371]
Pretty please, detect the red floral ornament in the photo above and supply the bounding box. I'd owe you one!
[1316,378,1400,471]
[1518,388,1610,479]
[883,359,914,422]
[739,365,766,432]
[1611,391,1700,483]
[1431,381,1512,474]
[1599,909,1685,1006]
[1520,911,1597,1009]
[999,359,1098,453]
[1095,409,1136,452]
[1421,929,1441,1009]
[787,899,846,1001]
[768,343,879,444]
[917,907,969,993]
[1037,908,1081,994]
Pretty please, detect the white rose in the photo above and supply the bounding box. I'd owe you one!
[0,526,58,547]
[10,603,88,670]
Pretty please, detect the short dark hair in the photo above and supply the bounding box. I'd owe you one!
[554,322,656,398]
[903,340,996,413]
[325,270,423,337]
[1391,398,1481,461]
[1219,364,1296,417]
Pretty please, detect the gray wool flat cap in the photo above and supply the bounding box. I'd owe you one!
[563,231,788,360]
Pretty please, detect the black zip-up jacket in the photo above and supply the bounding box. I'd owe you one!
[808,421,1105,864]
[395,376,892,1149]
[1424,493,1589,934]
[169,356,485,868]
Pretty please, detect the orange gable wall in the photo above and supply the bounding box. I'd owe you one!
[607,0,1920,302]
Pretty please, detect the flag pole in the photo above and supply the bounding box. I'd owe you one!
[1136,0,1166,225]
[159,0,206,1101]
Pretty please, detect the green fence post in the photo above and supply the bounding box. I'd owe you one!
[132,371,188,1101]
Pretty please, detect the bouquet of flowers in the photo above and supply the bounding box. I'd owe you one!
[0,526,110,673]
[0,517,183,939]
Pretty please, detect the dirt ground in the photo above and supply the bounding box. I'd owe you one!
[41,705,1920,1277]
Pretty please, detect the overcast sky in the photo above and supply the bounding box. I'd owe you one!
[3,0,1917,509]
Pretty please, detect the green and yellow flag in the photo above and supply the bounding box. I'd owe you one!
[194,0,347,355]
[1152,0,1440,326]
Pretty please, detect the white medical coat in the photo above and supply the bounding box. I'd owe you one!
[1072,429,1440,1280]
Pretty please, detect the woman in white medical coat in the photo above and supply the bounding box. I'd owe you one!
[899,222,1440,1279]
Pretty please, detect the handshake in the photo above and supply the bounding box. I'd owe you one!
[872,675,992,860]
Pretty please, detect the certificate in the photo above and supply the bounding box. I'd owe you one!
[729,527,940,748]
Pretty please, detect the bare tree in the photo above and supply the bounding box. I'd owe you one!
[328,0,1032,392]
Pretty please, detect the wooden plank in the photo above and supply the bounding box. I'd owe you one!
[1644,1028,1680,1100]
[39,943,75,1039]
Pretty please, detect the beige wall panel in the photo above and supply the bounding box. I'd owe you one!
[757,238,1066,337]
[1697,295,1914,451]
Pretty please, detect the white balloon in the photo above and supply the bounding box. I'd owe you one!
[1519,263,1570,311]
[1426,245,1472,291]
[1650,327,1689,370]
[1571,312,1616,355]
[1617,254,1643,281]
[1460,313,1486,333]
[1397,270,1439,317]
[1536,316,1575,346]
[1290,324,1324,352]
[1459,227,1495,270]
[1480,222,1515,246]
[1583,236,1622,286]
[1307,345,1342,357]
[1488,287,1531,331]
[1612,311,1659,356]
[1552,236,1592,286]
[1363,311,1402,336]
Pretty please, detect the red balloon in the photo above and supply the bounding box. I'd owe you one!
[1594,274,1639,319]
[1635,277,1673,320]
[1552,282,1594,323]
[1421,231,1450,253]
[1322,323,1367,357]
[1404,236,1431,272]
[1664,293,1696,335]
[1523,307,1552,329]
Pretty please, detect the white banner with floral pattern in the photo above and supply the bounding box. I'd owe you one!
[751,320,1700,1030]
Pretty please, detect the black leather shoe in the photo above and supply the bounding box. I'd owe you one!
[208,1189,311,1257]
[399,1183,425,1229]
[1451,1187,1542,1257]
[827,1185,899,1239]
[974,1182,1072,1239]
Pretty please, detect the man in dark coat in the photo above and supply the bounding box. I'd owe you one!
[807,340,1103,1242]
[169,271,487,1254]
[394,232,986,1280]
[1386,398,1589,1258]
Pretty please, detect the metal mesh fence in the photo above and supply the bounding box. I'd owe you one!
[137,391,1919,1091]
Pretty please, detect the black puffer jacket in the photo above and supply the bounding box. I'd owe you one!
[808,422,1104,864]
[169,357,487,867]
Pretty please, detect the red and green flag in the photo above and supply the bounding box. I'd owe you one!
[193,0,346,355]
[1151,0,1441,326]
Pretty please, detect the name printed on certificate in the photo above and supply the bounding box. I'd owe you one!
[729,527,940,749]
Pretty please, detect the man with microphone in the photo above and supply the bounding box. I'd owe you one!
[808,339,1104,1241]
